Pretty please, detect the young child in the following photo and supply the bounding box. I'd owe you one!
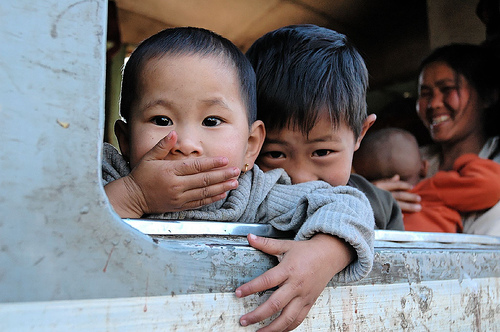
[102,27,375,331]
[245,24,404,231]
[353,127,500,232]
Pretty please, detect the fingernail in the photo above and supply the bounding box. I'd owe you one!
[166,131,173,140]
[248,233,257,241]
[232,167,240,176]
[240,319,248,327]
[235,289,242,298]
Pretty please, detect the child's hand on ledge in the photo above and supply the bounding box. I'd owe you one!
[236,233,355,332]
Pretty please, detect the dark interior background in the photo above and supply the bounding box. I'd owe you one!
[105,0,497,147]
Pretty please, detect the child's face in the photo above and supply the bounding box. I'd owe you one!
[119,54,262,171]
[258,113,368,186]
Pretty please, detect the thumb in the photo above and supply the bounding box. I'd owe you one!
[143,131,177,161]
[390,174,401,181]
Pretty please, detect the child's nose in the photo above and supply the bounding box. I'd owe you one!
[288,170,319,184]
[171,133,202,157]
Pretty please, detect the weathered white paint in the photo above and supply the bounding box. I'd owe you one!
[1,277,498,331]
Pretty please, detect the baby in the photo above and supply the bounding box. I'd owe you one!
[353,127,500,232]
[102,27,374,331]
[353,128,427,186]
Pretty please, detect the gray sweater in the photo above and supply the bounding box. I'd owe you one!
[103,143,374,283]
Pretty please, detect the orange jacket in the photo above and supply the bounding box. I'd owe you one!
[404,154,500,233]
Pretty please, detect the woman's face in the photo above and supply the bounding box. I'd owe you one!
[416,61,485,145]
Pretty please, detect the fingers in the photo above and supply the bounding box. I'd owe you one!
[238,283,295,330]
[183,166,240,189]
[235,234,294,297]
[392,191,421,204]
[285,306,310,332]
[173,167,239,209]
[235,263,285,299]
[171,156,233,176]
[373,179,413,192]
[235,235,293,298]
[239,284,312,332]
[392,191,421,213]
[399,201,422,213]
[143,131,177,161]
[371,176,423,213]
[180,180,238,209]
[236,236,327,331]
[247,234,291,257]
[145,132,234,176]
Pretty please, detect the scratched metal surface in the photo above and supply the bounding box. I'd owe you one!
[126,222,500,294]
[2,226,499,331]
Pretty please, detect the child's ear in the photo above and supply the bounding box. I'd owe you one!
[354,113,377,150]
[114,120,130,162]
[420,159,429,179]
[244,120,266,169]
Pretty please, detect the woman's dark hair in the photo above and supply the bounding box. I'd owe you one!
[246,24,368,138]
[120,27,256,125]
[419,43,500,137]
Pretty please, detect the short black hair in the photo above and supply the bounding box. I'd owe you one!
[120,27,256,125]
[246,24,368,138]
[419,43,500,138]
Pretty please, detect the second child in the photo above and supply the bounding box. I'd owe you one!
[246,24,404,231]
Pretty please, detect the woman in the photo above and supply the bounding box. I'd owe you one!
[375,43,500,235]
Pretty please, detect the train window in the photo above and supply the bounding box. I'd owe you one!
[2,1,499,330]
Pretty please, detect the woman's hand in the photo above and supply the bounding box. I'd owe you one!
[372,175,422,214]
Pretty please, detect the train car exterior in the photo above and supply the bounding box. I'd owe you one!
[0,1,499,331]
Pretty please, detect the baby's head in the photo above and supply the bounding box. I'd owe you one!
[352,128,427,186]
[246,24,375,186]
[115,27,264,172]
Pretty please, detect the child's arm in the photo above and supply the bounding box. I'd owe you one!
[236,183,374,331]
[236,233,355,331]
[104,134,240,217]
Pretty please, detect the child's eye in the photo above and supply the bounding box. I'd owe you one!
[264,151,286,159]
[312,149,333,157]
[152,116,173,126]
[202,117,223,127]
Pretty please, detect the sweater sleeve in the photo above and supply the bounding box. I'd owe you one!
[261,179,375,283]
[102,143,131,185]
[294,186,375,283]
